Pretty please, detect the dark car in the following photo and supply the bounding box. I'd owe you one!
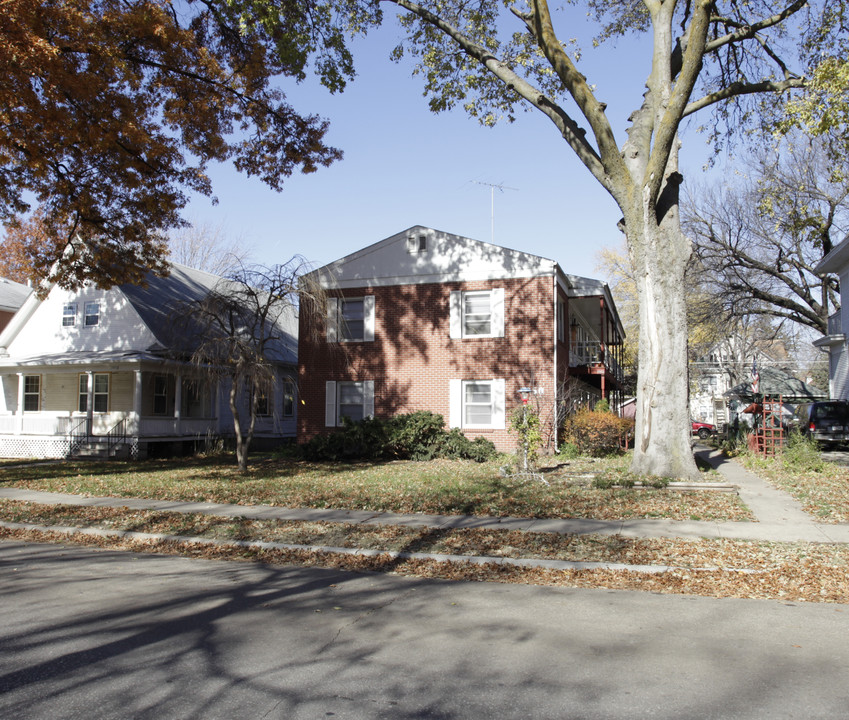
[691,420,717,440]
[790,401,849,448]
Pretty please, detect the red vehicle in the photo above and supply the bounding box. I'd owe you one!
[691,420,717,440]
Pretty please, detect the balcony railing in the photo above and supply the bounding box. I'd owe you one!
[569,341,624,383]
[828,311,842,336]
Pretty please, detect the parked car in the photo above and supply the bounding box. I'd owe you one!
[789,401,849,448]
[691,420,717,440]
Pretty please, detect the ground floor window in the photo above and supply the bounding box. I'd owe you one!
[182,379,210,418]
[23,375,40,412]
[325,380,374,427]
[79,374,109,412]
[283,382,295,417]
[449,379,506,429]
[153,375,168,415]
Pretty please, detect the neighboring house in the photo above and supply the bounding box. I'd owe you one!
[0,263,297,459]
[814,239,849,399]
[298,226,625,452]
[0,278,31,332]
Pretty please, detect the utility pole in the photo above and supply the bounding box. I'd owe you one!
[472,181,518,244]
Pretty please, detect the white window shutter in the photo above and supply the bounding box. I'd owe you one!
[325,381,337,427]
[363,380,375,419]
[491,288,505,338]
[326,298,338,343]
[492,379,506,428]
[449,291,462,338]
[363,295,375,342]
[449,379,462,427]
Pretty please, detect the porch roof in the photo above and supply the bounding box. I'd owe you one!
[0,349,168,369]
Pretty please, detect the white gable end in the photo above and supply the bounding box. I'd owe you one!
[317,226,556,289]
[6,285,157,359]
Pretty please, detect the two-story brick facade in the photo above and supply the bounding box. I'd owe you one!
[298,226,625,452]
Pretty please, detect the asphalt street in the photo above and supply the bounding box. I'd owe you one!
[1,540,847,719]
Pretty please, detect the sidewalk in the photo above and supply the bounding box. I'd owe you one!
[1,446,848,545]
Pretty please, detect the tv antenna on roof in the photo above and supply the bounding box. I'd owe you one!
[473,181,518,244]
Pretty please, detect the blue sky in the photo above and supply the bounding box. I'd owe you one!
[185,12,718,281]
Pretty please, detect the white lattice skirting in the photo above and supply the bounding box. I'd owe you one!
[0,437,71,459]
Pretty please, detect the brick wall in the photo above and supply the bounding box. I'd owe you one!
[298,276,557,452]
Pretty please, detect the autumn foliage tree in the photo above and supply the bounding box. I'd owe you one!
[0,0,376,289]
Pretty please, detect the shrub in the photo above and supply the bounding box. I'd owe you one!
[565,406,633,457]
[509,405,543,470]
[781,430,825,473]
[302,412,497,463]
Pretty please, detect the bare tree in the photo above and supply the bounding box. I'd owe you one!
[168,222,253,276]
[181,258,325,473]
[685,135,846,335]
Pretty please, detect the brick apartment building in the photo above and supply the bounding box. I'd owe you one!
[297,226,625,452]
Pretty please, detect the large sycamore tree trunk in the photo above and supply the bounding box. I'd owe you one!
[624,201,697,479]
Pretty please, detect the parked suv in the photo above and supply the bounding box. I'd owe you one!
[789,401,849,448]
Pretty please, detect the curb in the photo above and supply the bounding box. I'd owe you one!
[0,519,762,576]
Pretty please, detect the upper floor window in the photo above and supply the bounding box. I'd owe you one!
[449,289,504,339]
[326,296,375,343]
[557,299,566,343]
[407,234,427,253]
[62,303,77,327]
[84,301,100,327]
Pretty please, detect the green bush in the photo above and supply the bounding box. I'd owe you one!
[781,430,825,472]
[302,412,497,463]
[565,406,633,457]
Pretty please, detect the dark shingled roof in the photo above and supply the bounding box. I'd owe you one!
[724,366,827,402]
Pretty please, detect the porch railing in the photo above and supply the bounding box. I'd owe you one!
[569,341,625,383]
[106,417,129,456]
[828,311,842,336]
[68,417,89,456]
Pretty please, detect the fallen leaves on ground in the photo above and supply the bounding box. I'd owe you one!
[0,455,753,522]
[1,500,846,604]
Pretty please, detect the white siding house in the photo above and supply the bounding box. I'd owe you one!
[814,240,849,400]
[0,264,298,459]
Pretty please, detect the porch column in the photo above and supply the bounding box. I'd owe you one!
[132,370,143,436]
[174,371,182,435]
[86,371,94,436]
[15,372,23,435]
[215,379,223,434]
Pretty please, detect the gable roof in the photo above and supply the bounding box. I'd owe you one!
[0,278,31,314]
[311,225,558,289]
[0,263,297,366]
[815,236,849,275]
[120,263,298,365]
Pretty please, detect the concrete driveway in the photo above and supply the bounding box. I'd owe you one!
[1,540,847,719]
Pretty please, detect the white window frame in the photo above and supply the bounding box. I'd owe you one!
[448,379,506,429]
[449,289,504,339]
[84,301,101,327]
[407,234,427,253]
[324,380,375,427]
[23,375,41,412]
[62,303,77,327]
[92,373,110,413]
[326,296,375,343]
[557,298,566,343]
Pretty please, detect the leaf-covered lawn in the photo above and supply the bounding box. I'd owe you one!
[0,454,752,521]
[741,455,849,523]
[1,500,846,604]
